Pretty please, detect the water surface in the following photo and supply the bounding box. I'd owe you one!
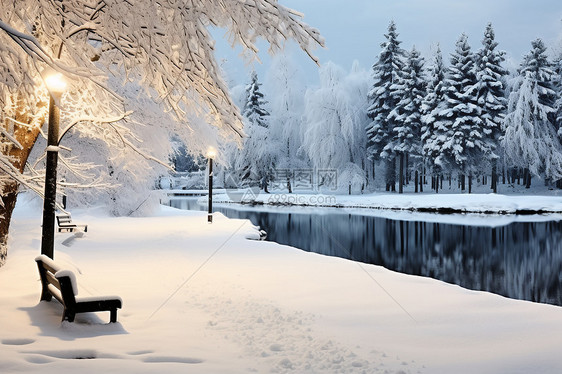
[170,198,562,306]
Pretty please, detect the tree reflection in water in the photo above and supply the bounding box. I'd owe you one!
[171,199,562,306]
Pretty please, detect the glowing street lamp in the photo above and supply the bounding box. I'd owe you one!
[41,72,66,259]
[207,147,216,223]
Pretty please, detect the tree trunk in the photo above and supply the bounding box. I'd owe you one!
[0,182,19,266]
[392,159,396,192]
[491,162,497,193]
[525,169,531,188]
[372,160,375,185]
[415,170,419,193]
[0,96,45,266]
[405,153,409,185]
[460,173,466,191]
[468,173,472,194]
[386,158,396,192]
[435,174,439,193]
[399,153,404,194]
[502,163,506,184]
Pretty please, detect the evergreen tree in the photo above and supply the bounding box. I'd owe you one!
[366,21,405,191]
[474,23,508,192]
[502,39,562,186]
[390,46,426,193]
[554,55,562,139]
[555,56,562,188]
[243,71,270,127]
[235,71,277,192]
[440,33,483,192]
[421,45,447,193]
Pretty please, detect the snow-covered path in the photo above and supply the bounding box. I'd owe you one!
[1,196,562,373]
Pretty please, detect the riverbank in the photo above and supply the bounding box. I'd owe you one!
[2,196,562,373]
[209,189,562,215]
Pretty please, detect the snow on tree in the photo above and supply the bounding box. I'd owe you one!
[502,39,562,185]
[0,1,323,264]
[421,45,447,192]
[303,62,366,193]
[342,60,371,192]
[474,23,508,192]
[265,54,307,192]
[234,71,277,192]
[0,1,323,137]
[366,20,405,191]
[554,54,562,141]
[389,46,426,193]
[438,33,484,192]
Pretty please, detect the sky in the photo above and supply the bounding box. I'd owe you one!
[212,0,562,87]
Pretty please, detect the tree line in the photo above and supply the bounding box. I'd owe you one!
[228,21,562,194]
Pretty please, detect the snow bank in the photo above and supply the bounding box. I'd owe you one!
[213,190,562,214]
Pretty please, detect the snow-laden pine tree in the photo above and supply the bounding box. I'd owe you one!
[556,56,562,188]
[554,54,562,141]
[366,21,405,191]
[502,39,562,186]
[389,46,426,193]
[235,71,277,192]
[474,23,508,192]
[421,45,447,193]
[439,33,483,192]
[0,1,323,264]
[266,54,306,192]
[303,62,366,193]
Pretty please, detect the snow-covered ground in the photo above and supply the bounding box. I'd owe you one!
[2,195,562,373]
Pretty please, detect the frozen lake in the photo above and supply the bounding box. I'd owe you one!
[170,198,562,306]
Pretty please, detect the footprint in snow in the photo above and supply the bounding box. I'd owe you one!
[2,338,35,346]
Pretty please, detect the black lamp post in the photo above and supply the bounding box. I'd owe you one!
[41,72,66,259]
[207,147,216,223]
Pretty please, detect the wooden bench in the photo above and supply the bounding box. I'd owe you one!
[56,214,88,233]
[35,255,122,323]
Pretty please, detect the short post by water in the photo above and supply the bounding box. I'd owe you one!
[207,147,216,223]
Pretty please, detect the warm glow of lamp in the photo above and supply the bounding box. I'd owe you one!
[207,147,217,159]
[44,72,67,94]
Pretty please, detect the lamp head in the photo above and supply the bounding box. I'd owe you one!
[207,147,217,159]
[44,72,67,94]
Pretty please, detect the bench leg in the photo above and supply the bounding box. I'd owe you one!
[63,309,76,323]
[40,290,53,302]
[110,309,118,323]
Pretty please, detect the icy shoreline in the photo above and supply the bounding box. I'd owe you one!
[209,191,562,215]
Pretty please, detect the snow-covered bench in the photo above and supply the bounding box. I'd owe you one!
[56,214,88,233]
[35,255,122,323]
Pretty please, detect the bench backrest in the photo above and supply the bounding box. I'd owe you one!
[35,255,77,307]
[56,215,73,225]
